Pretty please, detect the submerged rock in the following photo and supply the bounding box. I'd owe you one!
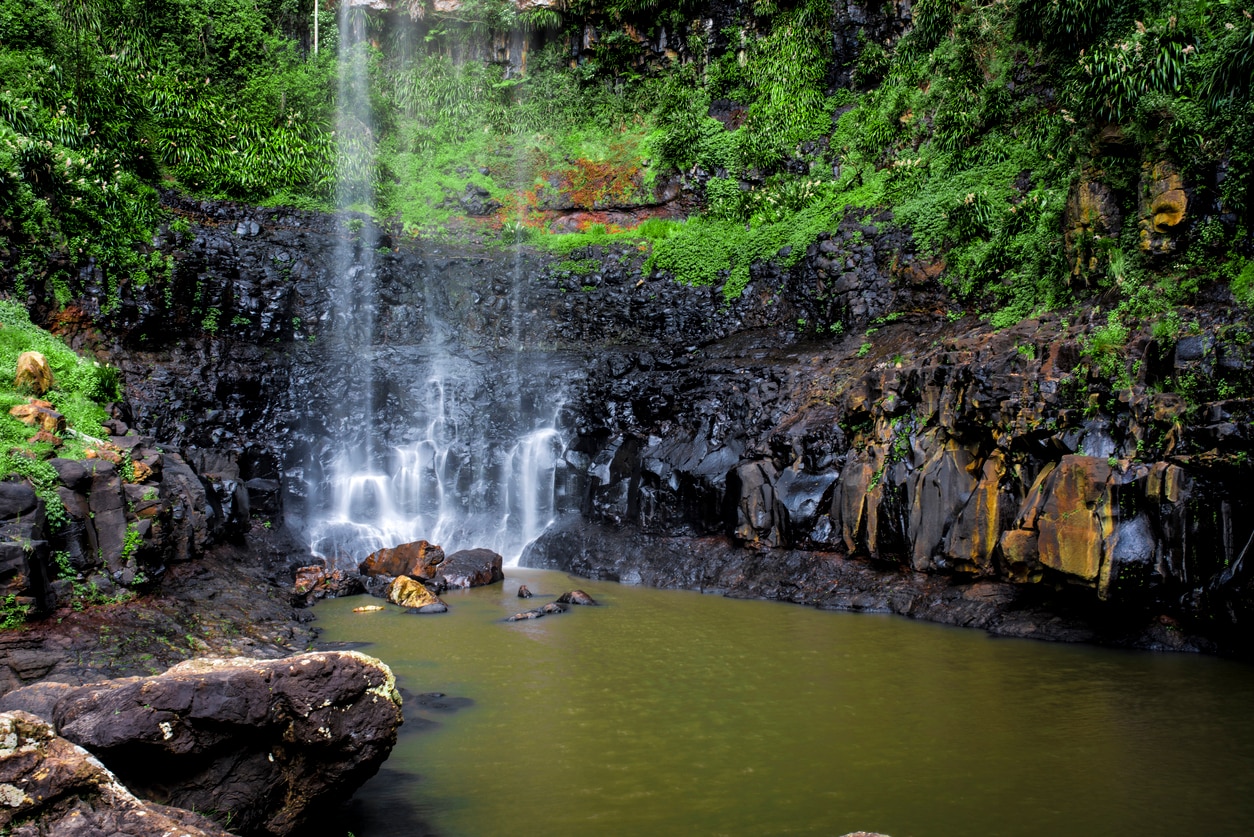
[407,601,449,614]
[0,710,232,837]
[517,584,533,598]
[556,590,598,606]
[41,651,402,837]
[506,602,567,621]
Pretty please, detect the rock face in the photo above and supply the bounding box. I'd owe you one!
[0,411,254,617]
[39,652,402,837]
[5,192,1250,650]
[0,710,232,837]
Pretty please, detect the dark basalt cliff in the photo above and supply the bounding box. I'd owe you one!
[6,193,1253,653]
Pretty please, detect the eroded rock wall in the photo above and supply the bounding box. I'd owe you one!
[5,193,1251,649]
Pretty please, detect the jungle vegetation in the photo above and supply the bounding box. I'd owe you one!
[0,0,1251,331]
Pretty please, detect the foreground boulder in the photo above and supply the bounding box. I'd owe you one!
[556,590,598,606]
[31,651,401,837]
[0,710,231,837]
[436,548,504,589]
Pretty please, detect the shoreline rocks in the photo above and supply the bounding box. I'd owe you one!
[3,651,403,837]
[0,710,233,837]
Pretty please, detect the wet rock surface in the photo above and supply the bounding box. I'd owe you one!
[526,521,1213,651]
[437,548,505,589]
[556,590,598,606]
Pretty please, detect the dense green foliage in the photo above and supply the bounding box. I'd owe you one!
[0,0,334,303]
[0,298,120,522]
[1,0,1251,326]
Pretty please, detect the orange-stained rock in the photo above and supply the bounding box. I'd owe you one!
[944,450,1009,571]
[835,446,885,556]
[292,565,364,606]
[127,460,154,483]
[27,429,62,448]
[1063,177,1121,283]
[385,575,445,610]
[1016,461,1056,531]
[1036,455,1114,582]
[9,402,65,434]
[360,539,445,578]
[84,448,123,465]
[1146,461,1188,504]
[999,529,1040,580]
[14,351,53,394]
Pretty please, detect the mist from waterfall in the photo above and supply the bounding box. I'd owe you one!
[301,7,565,570]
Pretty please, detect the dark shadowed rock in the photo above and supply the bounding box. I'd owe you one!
[556,590,598,606]
[0,710,232,837]
[406,601,449,614]
[50,651,402,837]
[517,584,533,598]
[360,540,445,579]
[437,548,504,589]
[0,682,73,722]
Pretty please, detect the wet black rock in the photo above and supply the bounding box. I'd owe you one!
[556,590,598,606]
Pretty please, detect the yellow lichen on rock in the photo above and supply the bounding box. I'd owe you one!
[14,351,53,395]
[385,575,444,610]
[1138,161,1187,255]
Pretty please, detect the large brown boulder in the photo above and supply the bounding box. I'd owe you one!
[437,548,505,588]
[360,539,445,579]
[0,710,232,837]
[45,652,403,837]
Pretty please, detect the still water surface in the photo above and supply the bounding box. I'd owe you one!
[316,569,1254,836]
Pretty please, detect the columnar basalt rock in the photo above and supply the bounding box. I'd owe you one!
[4,193,1249,650]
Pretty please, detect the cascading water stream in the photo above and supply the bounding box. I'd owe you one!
[301,5,566,570]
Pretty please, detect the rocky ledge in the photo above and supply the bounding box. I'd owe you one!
[0,651,402,837]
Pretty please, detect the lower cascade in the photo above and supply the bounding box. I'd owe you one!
[306,413,566,569]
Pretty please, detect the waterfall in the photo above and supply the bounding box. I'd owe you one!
[299,4,566,571]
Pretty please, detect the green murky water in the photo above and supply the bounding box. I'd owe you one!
[317,569,1254,836]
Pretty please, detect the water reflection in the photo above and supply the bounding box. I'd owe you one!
[317,570,1254,836]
